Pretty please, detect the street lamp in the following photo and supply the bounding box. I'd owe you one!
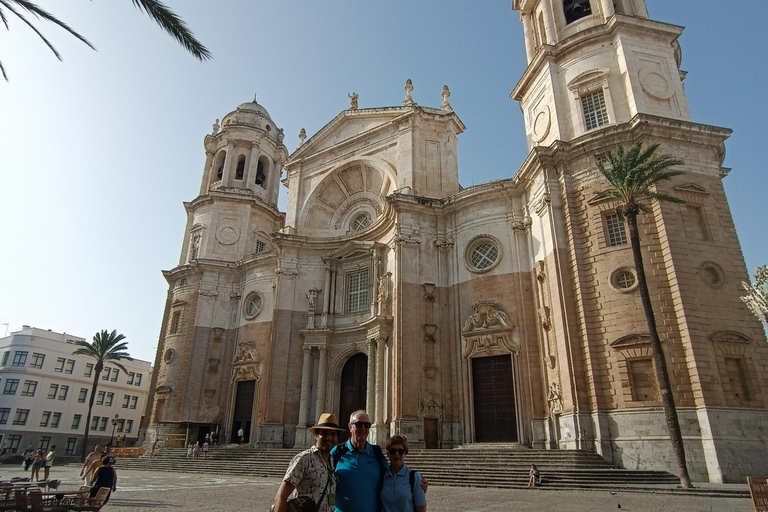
[109,414,120,445]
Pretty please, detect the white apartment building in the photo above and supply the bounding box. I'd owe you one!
[0,326,151,456]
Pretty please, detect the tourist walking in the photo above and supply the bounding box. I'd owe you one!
[81,445,102,486]
[272,413,344,512]
[89,457,118,503]
[192,441,201,459]
[381,435,426,512]
[238,427,244,444]
[202,441,209,459]
[43,445,56,480]
[23,446,34,471]
[187,442,193,459]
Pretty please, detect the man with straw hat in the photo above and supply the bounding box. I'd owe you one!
[273,413,345,512]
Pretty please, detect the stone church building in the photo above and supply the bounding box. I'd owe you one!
[144,0,768,482]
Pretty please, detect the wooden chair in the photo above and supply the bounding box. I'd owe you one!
[66,487,110,511]
[27,488,68,512]
[14,488,28,510]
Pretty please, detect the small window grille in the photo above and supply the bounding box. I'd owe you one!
[471,243,499,270]
[170,311,182,334]
[605,214,627,246]
[581,89,609,130]
[255,241,265,253]
[348,270,369,313]
[352,214,370,232]
[245,295,263,318]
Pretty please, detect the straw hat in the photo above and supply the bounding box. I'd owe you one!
[309,413,346,433]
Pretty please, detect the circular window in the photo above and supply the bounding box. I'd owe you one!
[699,261,725,288]
[163,348,175,364]
[352,213,370,232]
[243,293,263,319]
[464,235,503,273]
[610,267,639,293]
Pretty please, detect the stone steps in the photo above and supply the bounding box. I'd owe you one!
[109,446,747,498]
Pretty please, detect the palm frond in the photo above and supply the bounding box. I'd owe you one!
[594,141,685,212]
[0,59,6,81]
[1,0,95,49]
[131,0,211,60]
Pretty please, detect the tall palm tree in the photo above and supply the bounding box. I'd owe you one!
[594,141,692,488]
[73,329,133,462]
[0,0,211,80]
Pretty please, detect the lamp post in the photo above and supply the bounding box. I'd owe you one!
[109,414,120,445]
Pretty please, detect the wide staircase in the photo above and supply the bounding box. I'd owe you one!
[108,444,751,496]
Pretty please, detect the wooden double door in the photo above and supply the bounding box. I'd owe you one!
[472,355,518,443]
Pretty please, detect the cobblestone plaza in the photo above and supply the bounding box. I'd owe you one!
[0,464,753,512]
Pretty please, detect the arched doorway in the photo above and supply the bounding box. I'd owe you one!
[338,353,368,442]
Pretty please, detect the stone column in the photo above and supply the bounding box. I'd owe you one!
[245,141,260,192]
[221,141,236,186]
[321,267,331,328]
[366,338,376,418]
[599,0,615,19]
[199,151,214,196]
[374,337,386,427]
[541,5,556,45]
[314,346,328,417]
[371,249,380,316]
[521,12,536,62]
[295,346,313,446]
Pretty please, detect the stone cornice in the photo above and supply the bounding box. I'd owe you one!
[511,15,684,101]
[184,191,285,218]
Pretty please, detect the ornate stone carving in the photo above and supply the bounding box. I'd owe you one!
[404,79,414,106]
[348,92,359,110]
[155,385,172,394]
[212,119,220,135]
[208,358,220,373]
[512,216,532,231]
[420,395,441,416]
[235,340,260,363]
[377,273,391,316]
[461,301,517,359]
[441,85,452,110]
[534,193,551,216]
[547,381,562,416]
[424,366,438,378]
[435,236,455,250]
[299,128,307,145]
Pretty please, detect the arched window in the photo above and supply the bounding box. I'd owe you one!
[564,0,591,24]
[256,158,268,188]
[214,151,226,181]
[235,155,246,180]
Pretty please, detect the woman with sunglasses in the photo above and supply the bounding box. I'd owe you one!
[380,435,426,512]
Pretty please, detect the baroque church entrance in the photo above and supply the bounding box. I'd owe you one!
[339,353,368,442]
[472,355,517,442]
[231,380,255,443]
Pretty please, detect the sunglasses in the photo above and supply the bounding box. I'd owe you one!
[351,421,372,429]
[388,448,406,456]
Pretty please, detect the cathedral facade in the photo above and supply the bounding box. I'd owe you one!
[144,0,768,483]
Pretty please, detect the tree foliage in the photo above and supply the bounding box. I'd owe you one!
[73,329,133,461]
[742,266,768,328]
[0,0,210,80]
[594,141,692,488]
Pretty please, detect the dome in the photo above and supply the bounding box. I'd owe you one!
[235,101,272,120]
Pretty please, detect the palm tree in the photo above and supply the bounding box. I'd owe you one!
[0,0,211,80]
[594,141,692,488]
[73,329,133,462]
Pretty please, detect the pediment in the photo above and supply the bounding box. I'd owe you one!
[709,330,751,344]
[610,333,651,349]
[288,107,414,163]
[324,241,377,260]
[674,183,708,195]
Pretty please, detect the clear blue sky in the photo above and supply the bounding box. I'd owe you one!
[0,1,765,362]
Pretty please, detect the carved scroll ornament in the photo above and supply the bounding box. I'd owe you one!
[461,301,518,359]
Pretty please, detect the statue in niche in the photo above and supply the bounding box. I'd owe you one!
[547,381,562,415]
[348,92,359,110]
[190,234,201,260]
[306,289,319,312]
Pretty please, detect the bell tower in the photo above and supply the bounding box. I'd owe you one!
[178,100,288,265]
[512,0,689,150]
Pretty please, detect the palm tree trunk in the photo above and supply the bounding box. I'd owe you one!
[626,212,692,488]
[80,365,103,462]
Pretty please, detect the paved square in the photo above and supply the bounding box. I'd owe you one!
[0,464,753,512]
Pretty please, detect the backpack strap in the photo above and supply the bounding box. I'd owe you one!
[330,442,348,470]
[409,470,418,511]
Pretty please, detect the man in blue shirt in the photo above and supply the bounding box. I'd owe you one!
[331,410,386,512]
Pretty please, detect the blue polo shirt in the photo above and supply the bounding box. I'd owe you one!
[332,440,388,512]
[381,464,426,512]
